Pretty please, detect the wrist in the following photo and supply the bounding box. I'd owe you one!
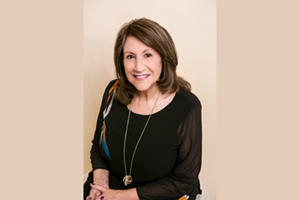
[93,169,109,187]
[93,180,109,187]
[124,188,140,200]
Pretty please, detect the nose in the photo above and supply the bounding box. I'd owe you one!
[134,56,145,72]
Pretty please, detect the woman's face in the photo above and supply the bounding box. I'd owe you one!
[123,36,162,93]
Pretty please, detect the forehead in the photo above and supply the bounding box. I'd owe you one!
[123,36,152,52]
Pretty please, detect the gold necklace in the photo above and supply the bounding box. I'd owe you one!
[123,92,161,186]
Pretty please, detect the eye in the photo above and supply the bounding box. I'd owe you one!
[145,53,152,58]
[126,55,135,59]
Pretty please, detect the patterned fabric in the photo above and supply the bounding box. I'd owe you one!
[99,80,119,159]
[178,195,189,200]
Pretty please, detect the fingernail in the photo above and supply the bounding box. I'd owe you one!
[100,196,104,200]
[90,183,95,186]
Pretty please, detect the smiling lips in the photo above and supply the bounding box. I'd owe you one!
[134,74,150,80]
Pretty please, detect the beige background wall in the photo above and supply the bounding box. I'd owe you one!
[84,0,216,199]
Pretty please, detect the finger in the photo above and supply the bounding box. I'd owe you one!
[87,194,98,200]
[90,183,106,192]
[86,196,93,200]
[94,191,101,199]
[87,189,98,200]
[87,195,98,200]
[86,195,93,200]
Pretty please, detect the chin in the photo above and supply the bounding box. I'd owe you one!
[135,83,159,93]
[133,85,150,92]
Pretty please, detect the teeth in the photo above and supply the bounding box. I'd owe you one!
[136,75,148,79]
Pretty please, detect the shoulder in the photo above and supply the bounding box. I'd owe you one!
[177,88,202,109]
[107,79,119,89]
[167,88,201,119]
[104,79,119,93]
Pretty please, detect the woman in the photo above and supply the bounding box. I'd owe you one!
[84,18,202,200]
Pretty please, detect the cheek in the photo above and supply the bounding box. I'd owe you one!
[123,61,133,73]
[153,60,162,75]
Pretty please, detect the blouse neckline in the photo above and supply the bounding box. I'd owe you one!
[124,92,179,117]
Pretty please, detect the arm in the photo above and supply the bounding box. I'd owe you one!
[86,80,117,200]
[93,168,109,188]
[86,169,110,200]
[90,80,117,170]
[136,104,202,200]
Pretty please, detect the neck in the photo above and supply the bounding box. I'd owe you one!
[130,86,161,115]
[135,85,160,103]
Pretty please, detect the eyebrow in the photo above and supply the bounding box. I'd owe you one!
[123,49,153,54]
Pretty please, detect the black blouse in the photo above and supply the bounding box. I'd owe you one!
[90,80,202,200]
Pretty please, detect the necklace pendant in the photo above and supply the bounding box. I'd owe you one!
[123,175,133,186]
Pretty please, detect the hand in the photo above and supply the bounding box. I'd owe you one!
[90,184,124,200]
[86,186,101,200]
[86,183,109,200]
[87,169,110,200]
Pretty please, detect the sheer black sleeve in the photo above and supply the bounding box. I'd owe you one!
[136,103,202,200]
[90,80,116,170]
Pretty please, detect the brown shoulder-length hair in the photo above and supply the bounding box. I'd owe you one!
[114,18,191,105]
